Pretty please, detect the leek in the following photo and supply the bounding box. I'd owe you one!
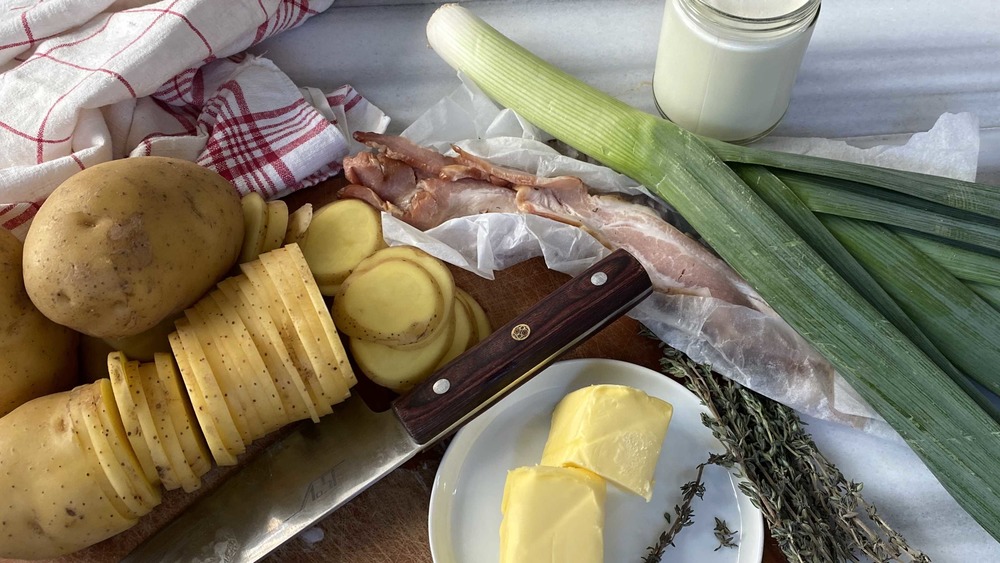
[733,164,1000,419]
[426,4,1000,541]
[822,215,1000,397]
[969,282,1000,312]
[776,170,1000,254]
[901,231,1000,286]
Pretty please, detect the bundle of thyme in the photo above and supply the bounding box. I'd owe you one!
[649,344,930,562]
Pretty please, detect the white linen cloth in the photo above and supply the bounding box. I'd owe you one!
[0,0,388,238]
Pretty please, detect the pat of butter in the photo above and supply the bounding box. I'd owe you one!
[541,384,673,501]
[499,465,606,563]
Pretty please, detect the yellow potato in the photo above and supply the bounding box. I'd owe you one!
[0,228,78,417]
[241,262,334,417]
[238,191,269,264]
[168,329,240,466]
[0,387,140,559]
[259,249,350,405]
[106,352,161,487]
[284,203,313,245]
[351,307,458,393]
[369,246,456,349]
[206,290,288,433]
[299,199,385,290]
[100,312,179,362]
[332,256,447,347]
[435,291,477,370]
[457,287,492,342]
[137,361,202,492]
[217,277,319,423]
[152,353,212,477]
[261,200,289,254]
[22,156,243,339]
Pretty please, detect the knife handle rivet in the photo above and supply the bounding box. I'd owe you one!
[433,379,451,394]
[590,272,608,286]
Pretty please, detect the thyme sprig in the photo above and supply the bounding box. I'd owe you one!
[655,344,930,562]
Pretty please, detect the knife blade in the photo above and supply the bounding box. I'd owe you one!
[123,248,652,563]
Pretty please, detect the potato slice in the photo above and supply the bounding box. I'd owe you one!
[67,386,140,520]
[284,203,313,245]
[332,257,446,347]
[219,277,320,423]
[91,378,161,511]
[262,200,289,254]
[240,261,334,417]
[152,352,212,477]
[137,361,201,492]
[368,246,456,349]
[299,199,385,288]
[351,307,457,393]
[168,329,241,466]
[456,287,491,342]
[106,352,161,487]
[185,306,259,442]
[239,192,269,263]
[121,359,180,491]
[435,291,476,370]
[205,290,288,435]
[283,244,357,388]
[258,249,350,406]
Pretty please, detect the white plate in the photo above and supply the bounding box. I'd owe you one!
[428,358,764,563]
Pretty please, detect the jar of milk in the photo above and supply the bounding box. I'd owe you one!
[652,0,821,143]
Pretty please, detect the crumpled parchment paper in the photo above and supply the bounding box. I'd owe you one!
[380,77,981,440]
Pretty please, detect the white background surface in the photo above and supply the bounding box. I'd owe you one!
[253,1,1000,559]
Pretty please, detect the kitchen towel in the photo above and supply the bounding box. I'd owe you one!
[0,0,388,238]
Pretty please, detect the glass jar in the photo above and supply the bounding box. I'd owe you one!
[652,0,821,143]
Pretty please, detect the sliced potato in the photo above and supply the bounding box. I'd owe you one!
[204,290,288,435]
[435,291,476,370]
[351,308,457,394]
[100,312,179,362]
[368,246,456,348]
[239,192,269,263]
[300,199,385,289]
[106,352,161,487]
[258,249,350,406]
[284,203,313,245]
[138,361,202,492]
[152,352,212,477]
[168,329,240,466]
[240,261,334,417]
[0,388,138,559]
[91,378,161,510]
[261,200,289,254]
[283,244,357,388]
[219,277,319,423]
[332,257,446,347]
[121,359,179,491]
[67,386,139,520]
[456,287,491,342]
[185,307,258,443]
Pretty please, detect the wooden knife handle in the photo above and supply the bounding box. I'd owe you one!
[392,249,652,445]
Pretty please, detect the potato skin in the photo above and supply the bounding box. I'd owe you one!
[0,229,77,417]
[22,157,244,339]
[0,388,138,559]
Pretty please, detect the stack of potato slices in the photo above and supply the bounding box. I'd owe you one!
[106,244,356,472]
[332,245,490,393]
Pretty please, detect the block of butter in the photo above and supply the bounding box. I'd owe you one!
[541,384,673,501]
[499,465,606,563]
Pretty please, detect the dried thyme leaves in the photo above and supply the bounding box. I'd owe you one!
[653,345,930,562]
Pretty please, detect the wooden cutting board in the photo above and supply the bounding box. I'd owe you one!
[5,180,785,563]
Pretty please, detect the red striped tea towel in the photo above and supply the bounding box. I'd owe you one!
[0,0,388,238]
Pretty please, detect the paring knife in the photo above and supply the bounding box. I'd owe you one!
[124,249,652,563]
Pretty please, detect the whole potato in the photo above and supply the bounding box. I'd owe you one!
[22,157,244,339]
[0,229,77,417]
